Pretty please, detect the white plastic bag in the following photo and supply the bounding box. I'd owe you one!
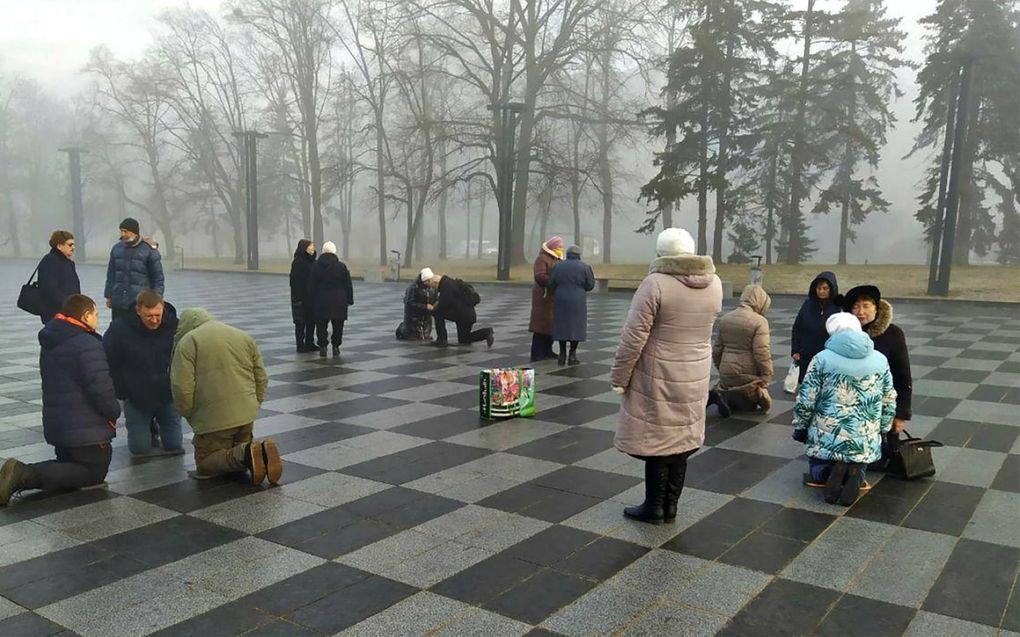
[784,363,799,394]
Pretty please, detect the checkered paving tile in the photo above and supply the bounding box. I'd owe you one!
[0,260,1017,636]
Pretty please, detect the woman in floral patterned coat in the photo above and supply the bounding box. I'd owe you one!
[792,312,897,507]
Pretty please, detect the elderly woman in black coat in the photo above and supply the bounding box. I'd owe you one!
[549,245,595,365]
[308,241,354,358]
[289,239,317,352]
[791,271,841,384]
[36,230,81,324]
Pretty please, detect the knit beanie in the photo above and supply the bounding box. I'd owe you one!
[322,241,337,255]
[419,267,434,283]
[119,217,140,235]
[656,228,696,257]
[826,312,862,336]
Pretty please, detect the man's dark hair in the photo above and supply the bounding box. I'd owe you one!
[135,289,164,309]
[49,230,74,249]
[61,294,96,321]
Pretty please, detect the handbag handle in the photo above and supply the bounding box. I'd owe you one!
[25,263,40,285]
[900,430,944,448]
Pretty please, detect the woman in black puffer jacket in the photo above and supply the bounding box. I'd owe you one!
[308,241,353,357]
[791,271,842,384]
[289,239,317,352]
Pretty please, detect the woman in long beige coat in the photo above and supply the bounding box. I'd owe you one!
[711,284,774,414]
[611,227,723,524]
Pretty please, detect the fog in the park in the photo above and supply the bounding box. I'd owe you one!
[0,0,1016,271]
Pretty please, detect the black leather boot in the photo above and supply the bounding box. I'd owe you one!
[708,390,732,418]
[624,458,668,524]
[557,351,567,366]
[663,455,690,522]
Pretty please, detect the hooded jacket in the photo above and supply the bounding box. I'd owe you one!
[103,302,179,411]
[529,244,561,335]
[39,316,120,447]
[36,248,81,323]
[104,238,165,310]
[308,252,354,322]
[713,285,773,396]
[433,275,477,325]
[170,309,268,435]
[792,330,897,464]
[791,271,841,379]
[549,252,595,342]
[611,254,723,456]
[289,240,316,324]
[863,299,912,421]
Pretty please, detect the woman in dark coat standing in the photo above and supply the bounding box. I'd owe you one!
[549,245,595,365]
[308,241,353,358]
[37,230,81,324]
[289,239,317,352]
[791,271,841,383]
[844,285,912,465]
[529,236,563,361]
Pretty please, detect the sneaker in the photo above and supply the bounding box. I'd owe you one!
[0,458,29,506]
[802,473,825,488]
[485,329,495,349]
[332,346,340,357]
[247,441,267,485]
[262,438,283,485]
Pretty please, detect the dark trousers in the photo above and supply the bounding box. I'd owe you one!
[436,318,489,344]
[295,322,315,347]
[23,444,112,492]
[316,320,345,348]
[558,340,579,354]
[531,333,555,360]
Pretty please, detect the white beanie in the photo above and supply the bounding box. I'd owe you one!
[656,227,696,257]
[322,241,337,255]
[826,312,862,336]
[419,267,434,282]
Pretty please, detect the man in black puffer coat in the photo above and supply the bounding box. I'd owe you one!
[0,295,121,506]
[426,273,494,348]
[104,217,165,322]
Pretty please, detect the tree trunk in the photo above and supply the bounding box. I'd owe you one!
[662,88,677,230]
[465,187,472,259]
[838,43,857,266]
[953,97,982,266]
[375,108,388,266]
[510,102,536,266]
[784,0,815,265]
[598,45,614,264]
[477,186,486,259]
[437,146,448,260]
[765,148,778,265]
[697,110,710,255]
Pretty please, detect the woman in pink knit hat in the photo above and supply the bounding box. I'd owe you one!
[529,236,564,361]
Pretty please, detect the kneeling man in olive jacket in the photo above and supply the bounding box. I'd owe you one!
[170,309,281,484]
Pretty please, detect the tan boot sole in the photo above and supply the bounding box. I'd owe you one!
[263,439,283,485]
[248,441,267,485]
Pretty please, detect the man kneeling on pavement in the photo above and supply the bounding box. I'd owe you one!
[170,308,282,484]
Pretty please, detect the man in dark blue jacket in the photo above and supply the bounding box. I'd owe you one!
[104,289,183,457]
[104,218,165,322]
[0,294,121,506]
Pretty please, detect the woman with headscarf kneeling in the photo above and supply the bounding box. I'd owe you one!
[610,228,723,524]
[792,312,897,506]
[711,284,774,415]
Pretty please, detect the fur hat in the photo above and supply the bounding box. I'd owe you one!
[322,241,337,255]
[826,312,862,336]
[842,285,881,312]
[656,227,696,257]
[119,217,140,235]
[419,267,434,283]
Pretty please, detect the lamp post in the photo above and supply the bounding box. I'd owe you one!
[232,130,268,271]
[58,146,88,262]
[488,101,526,281]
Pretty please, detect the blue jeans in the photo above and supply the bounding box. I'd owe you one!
[122,400,183,454]
[809,458,865,485]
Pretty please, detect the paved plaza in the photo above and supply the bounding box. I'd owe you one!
[0,260,1017,637]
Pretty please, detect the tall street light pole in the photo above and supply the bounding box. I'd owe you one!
[488,101,526,281]
[233,130,268,271]
[58,146,88,262]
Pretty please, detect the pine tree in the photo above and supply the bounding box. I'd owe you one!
[810,0,908,264]
[994,166,1020,265]
[726,214,761,262]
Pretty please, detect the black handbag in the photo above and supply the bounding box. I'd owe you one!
[887,431,944,480]
[17,264,43,316]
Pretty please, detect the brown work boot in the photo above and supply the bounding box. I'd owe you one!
[247,441,267,485]
[262,438,283,485]
[758,388,773,413]
[0,458,30,506]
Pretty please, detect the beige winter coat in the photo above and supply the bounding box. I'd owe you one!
[611,254,723,456]
[713,285,774,398]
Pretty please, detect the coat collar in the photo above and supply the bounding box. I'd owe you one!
[864,299,893,337]
[649,254,715,277]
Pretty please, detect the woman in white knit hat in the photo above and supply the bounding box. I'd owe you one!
[307,241,353,357]
[610,228,723,525]
[791,311,897,506]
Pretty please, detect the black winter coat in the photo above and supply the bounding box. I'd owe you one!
[434,276,476,324]
[791,271,842,382]
[103,302,179,412]
[865,299,912,421]
[39,317,120,448]
[400,279,436,340]
[290,242,316,324]
[104,240,165,311]
[308,253,354,321]
[549,254,595,342]
[36,248,81,323]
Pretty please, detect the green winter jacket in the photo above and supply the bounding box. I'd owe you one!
[170,309,268,435]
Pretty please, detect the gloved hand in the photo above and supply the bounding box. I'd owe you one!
[611,385,626,395]
[792,428,808,444]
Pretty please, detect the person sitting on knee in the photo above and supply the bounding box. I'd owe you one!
[792,312,897,506]
[1,294,120,506]
[709,284,774,417]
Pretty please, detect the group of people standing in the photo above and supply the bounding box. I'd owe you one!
[1,219,283,507]
[529,236,596,365]
[289,240,354,357]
